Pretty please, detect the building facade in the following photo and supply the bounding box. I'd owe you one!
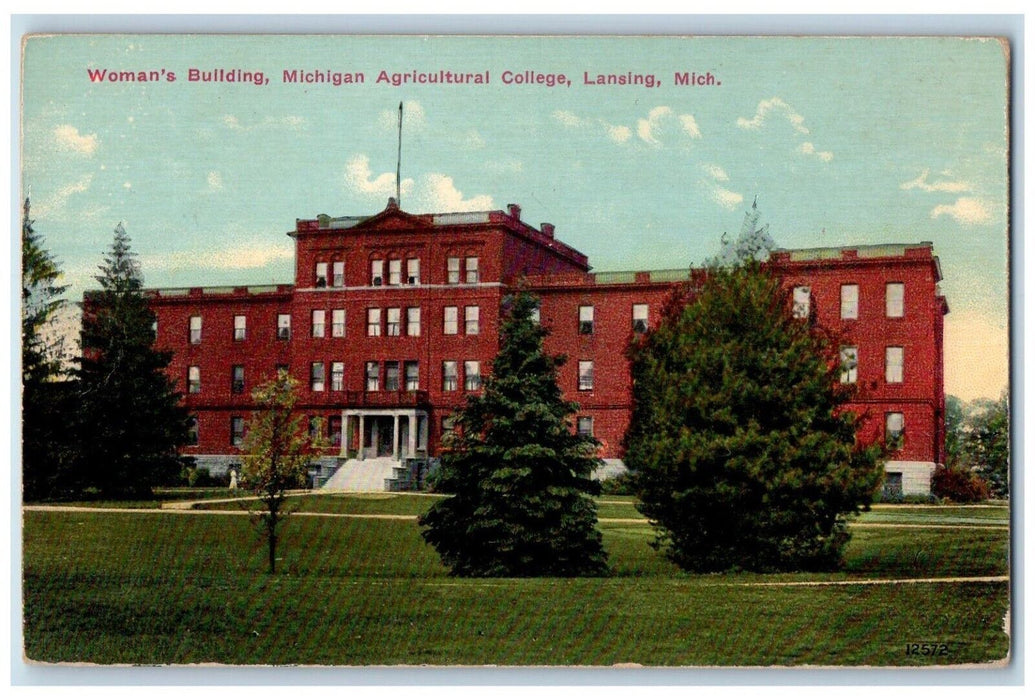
[144,199,948,494]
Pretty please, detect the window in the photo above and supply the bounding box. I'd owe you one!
[371,259,384,286]
[367,308,381,336]
[579,305,595,334]
[385,363,400,391]
[632,304,649,333]
[465,256,480,284]
[443,306,458,335]
[277,314,291,340]
[231,365,245,394]
[332,309,345,337]
[386,307,401,336]
[886,283,904,318]
[331,362,344,391]
[152,319,158,338]
[365,362,379,391]
[388,259,402,286]
[840,284,859,320]
[404,361,420,391]
[311,362,325,392]
[464,361,482,391]
[886,346,904,384]
[332,261,345,287]
[189,316,202,344]
[530,303,540,324]
[407,258,420,285]
[577,416,594,437]
[839,347,858,384]
[234,315,246,341]
[578,361,594,391]
[406,307,421,336]
[311,309,326,338]
[442,361,458,391]
[465,306,480,335]
[447,257,461,284]
[442,416,456,434]
[231,416,244,447]
[792,286,811,319]
[329,416,342,447]
[275,364,289,379]
[187,418,199,446]
[883,472,904,499]
[188,366,201,394]
[885,412,905,448]
[309,416,322,441]
[315,262,328,288]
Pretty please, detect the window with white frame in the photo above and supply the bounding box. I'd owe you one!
[311,309,326,338]
[371,259,384,286]
[315,262,328,288]
[407,258,420,285]
[840,284,859,320]
[365,361,379,391]
[233,315,246,341]
[579,305,594,334]
[386,307,401,336]
[231,416,244,447]
[840,346,858,384]
[447,257,461,284]
[465,256,479,284]
[188,366,201,394]
[886,282,905,318]
[388,259,402,286]
[404,361,419,391]
[332,261,345,287]
[443,306,458,335]
[465,306,480,335]
[886,346,904,384]
[442,361,458,391]
[577,416,594,437]
[407,307,421,336]
[329,416,342,446]
[367,308,381,337]
[632,304,649,333]
[277,314,291,340]
[792,286,811,319]
[578,361,594,391]
[885,412,905,448]
[231,365,245,394]
[385,363,400,391]
[189,316,202,344]
[311,362,325,392]
[331,309,345,337]
[464,361,481,391]
[331,362,344,391]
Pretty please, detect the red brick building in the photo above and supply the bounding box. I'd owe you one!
[145,199,948,494]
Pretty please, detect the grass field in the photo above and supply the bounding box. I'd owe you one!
[21,493,1010,666]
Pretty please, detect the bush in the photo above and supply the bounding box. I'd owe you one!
[599,471,638,495]
[931,465,989,503]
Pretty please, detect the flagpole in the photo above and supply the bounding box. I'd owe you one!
[396,101,403,206]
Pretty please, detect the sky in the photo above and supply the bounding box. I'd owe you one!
[19,34,1010,401]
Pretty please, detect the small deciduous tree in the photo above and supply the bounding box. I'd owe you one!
[419,292,609,577]
[626,261,883,573]
[240,372,322,574]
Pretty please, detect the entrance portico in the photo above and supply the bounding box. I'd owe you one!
[342,409,429,461]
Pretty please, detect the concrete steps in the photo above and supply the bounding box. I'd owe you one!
[319,457,400,492]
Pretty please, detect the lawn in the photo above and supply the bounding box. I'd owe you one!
[21,495,1010,666]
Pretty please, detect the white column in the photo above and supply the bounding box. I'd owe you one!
[407,411,417,458]
[357,414,365,460]
[392,413,400,460]
[341,411,349,457]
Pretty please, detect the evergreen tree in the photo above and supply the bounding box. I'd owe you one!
[626,261,883,573]
[21,197,71,500]
[968,392,1009,499]
[240,372,321,574]
[77,223,193,498]
[419,292,609,577]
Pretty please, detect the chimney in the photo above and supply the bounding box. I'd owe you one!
[507,203,521,220]
[541,223,555,238]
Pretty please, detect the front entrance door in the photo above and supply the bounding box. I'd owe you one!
[376,417,394,457]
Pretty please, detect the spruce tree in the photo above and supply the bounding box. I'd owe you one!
[21,197,71,500]
[419,292,609,577]
[77,223,193,498]
[626,261,883,573]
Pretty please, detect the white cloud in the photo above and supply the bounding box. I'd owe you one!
[344,154,414,198]
[555,107,696,147]
[930,197,993,225]
[607,124,632,143]
[123,182,132,189]
[737,97,809,135]
[206,171,223,191]
[222,114,305,131]
[704,164,729,181]
[419,174,493,212]
[711,186,744,210]
[552,110,584,127]
[637,106,673,145]
[53,124,98,155]
[900,169,971,193]
[141,244,294,272]
[34,174,94,218]
[679,114,702,139]
[799,141,834,162]
[380,100,426,130]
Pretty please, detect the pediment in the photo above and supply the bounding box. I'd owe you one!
[351,201,433,231]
